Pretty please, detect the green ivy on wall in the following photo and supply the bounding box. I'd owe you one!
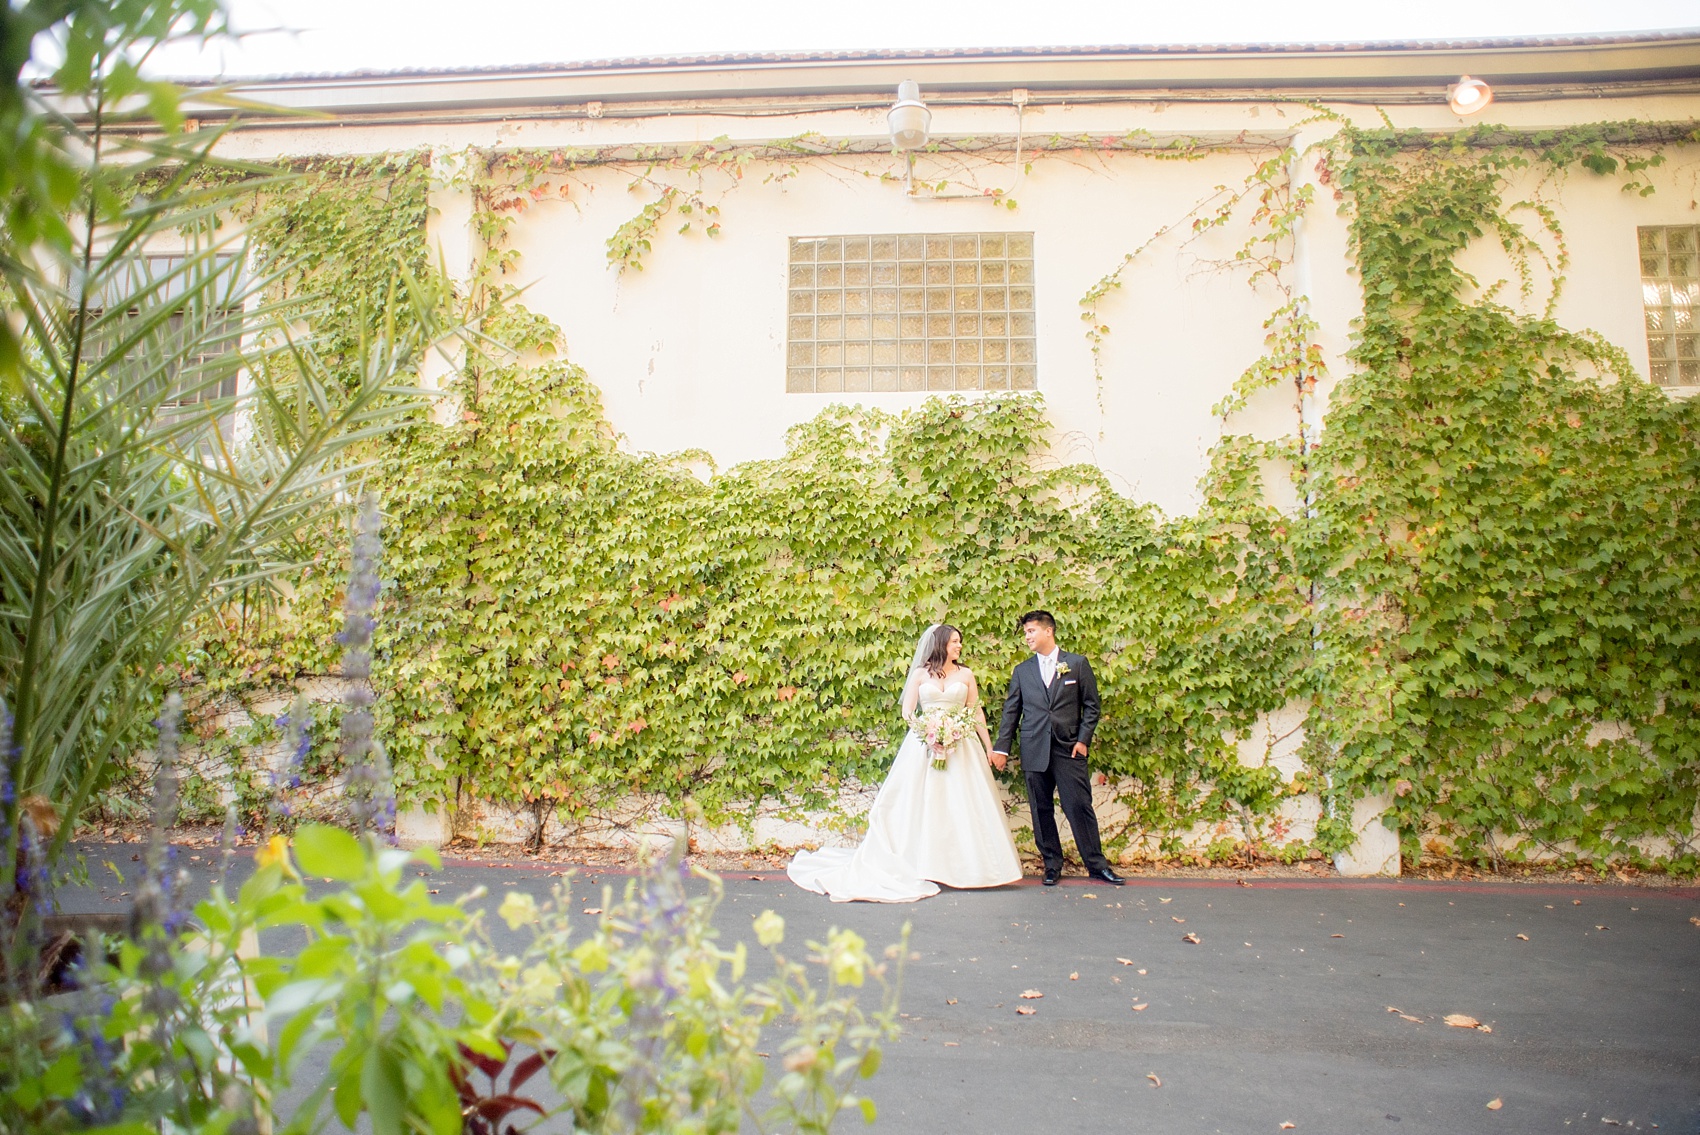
[1304,124,1700,867]
[368,349,1309,852]
[170,122,1699,870]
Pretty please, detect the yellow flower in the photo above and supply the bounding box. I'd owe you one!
[753,909,785,948]
[498,891,539,930]
[826,927,867,987]
[521,962,561,996]
[255,835,297,878]
[572,937,611,973]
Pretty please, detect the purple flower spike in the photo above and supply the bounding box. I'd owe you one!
[340,493,395,838]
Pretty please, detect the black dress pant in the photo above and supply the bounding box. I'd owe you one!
[1023,734,1109,873]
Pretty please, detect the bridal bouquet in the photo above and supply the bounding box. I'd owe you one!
[916,705,975,771]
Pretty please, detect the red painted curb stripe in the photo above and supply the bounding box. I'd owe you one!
[434,857,1700,901]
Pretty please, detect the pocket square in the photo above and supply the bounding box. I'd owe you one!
[1063,679,1077,685]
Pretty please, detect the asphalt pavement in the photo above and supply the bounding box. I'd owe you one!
[59,843,1700,1134]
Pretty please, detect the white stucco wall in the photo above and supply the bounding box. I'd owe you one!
[500,146,1285,513]
[1448,145,1700,382]
[209,89,1699,521]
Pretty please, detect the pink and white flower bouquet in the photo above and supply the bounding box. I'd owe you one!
[916,705,974,771]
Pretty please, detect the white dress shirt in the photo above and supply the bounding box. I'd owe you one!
[1037,647,1061,688]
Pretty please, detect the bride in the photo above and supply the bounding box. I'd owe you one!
[788,623,1023,902]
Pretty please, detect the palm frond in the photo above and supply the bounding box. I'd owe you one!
[0,94,454,878]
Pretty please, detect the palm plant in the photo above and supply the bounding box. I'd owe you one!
[0,2,446,932]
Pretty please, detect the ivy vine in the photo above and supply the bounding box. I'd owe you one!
[1304,123,1700,868]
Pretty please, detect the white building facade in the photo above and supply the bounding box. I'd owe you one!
[191,35,1700,515]
[166,36,1700,871]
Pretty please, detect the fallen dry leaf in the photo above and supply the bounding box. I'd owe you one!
[1689,916,1700,927]
[1486,1098,1502,1110]
[1330,933,1345,938]
[1515,933,1529,941]
[1159,897,1173,904]
[1385,1006,1402,1014]
[1595,925,1610,931]
[1146,1073,1162,1087]
[1572,899,1582,905]
[1016,1006,1036,1016]
[1601,1119,1621,1127]
[943,1041,959,1047]
[1280,1124,1296,1130]
[1238,880,1252,887]
[1116,957,1136,966]
[1181,933,1202,944]
[1131,1002,1148,1011]
[1020,989,1044,999]
[946,998,958,1005]
[1083,893,1097,899]
[1444,1014,1481,1028]
[1171,916,1186,923]
[1069,972,1079,981]
[1479,1025,1493,1033]
[1399,1014,1423,1024]
[1138,968,1148,975]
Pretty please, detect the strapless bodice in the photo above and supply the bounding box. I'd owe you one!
[917,680,970,711]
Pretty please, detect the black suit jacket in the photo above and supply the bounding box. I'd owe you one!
[991,651,1100,773]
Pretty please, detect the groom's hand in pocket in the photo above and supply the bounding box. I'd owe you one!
[1071,741,1089,759]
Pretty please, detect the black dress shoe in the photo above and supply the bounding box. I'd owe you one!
[1042,867,1060,886]
[1089,866,1125,886]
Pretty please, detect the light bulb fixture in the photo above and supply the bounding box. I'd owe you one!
[1447,75,1494,116]
[888,80,931,151]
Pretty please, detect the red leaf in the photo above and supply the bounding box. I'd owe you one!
[474,1096,546,1122]
[458,1041,510,1080]
[509,1051,551,1091]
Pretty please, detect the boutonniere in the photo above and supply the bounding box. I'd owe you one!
[1055,661,1071,677]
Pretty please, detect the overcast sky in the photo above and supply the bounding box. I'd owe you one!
[147,0,1700,78]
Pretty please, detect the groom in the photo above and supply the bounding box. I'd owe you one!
[991,611,1123,887]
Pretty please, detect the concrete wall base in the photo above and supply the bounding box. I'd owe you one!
[1333,794,1401,877]
[395,806,452,848]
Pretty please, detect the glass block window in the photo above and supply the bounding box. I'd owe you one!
[786,233,1037,393]
[1639,226,1699,387]
[89,253,246,408]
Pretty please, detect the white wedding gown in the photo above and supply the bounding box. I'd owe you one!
[788,674,1023,902]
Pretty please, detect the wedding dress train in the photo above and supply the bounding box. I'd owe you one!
[787,676,1023,902]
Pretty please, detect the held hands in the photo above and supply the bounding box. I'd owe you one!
[989,751,1008,772]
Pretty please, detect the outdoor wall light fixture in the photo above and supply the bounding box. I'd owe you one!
[1447,75,1494,115]
[888,80,932,150]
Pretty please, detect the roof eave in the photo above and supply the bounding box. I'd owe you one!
[43,34,1700,120]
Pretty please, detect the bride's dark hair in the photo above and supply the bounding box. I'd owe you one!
[922,624,961,678]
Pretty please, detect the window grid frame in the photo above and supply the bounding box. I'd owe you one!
[88,253,247,445]
[1638,226,1700,387]
[786,232,1038,394]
